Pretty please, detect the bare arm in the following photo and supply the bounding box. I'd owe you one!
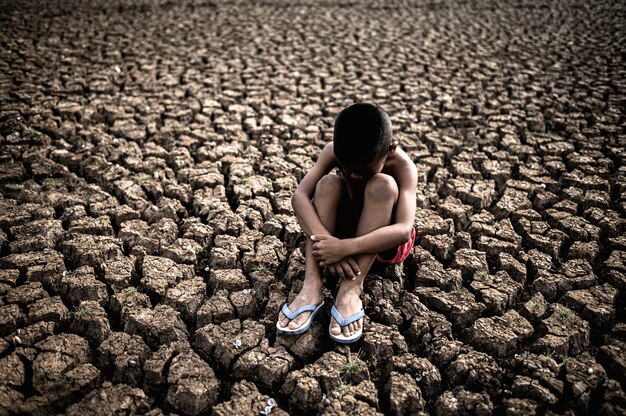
[291,142,336,237]
[310,158,418,267]
[346,162,418,256]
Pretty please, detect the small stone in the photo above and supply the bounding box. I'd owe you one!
[234,339,242,349]
[267,398,276,407]
[63,270,69,276]
[415,373,423,382]
[204,266,210,272]
[587,367,593,374]
[114,65,122,73]
[243,288,251,295]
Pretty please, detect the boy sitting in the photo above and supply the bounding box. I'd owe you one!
[276,102,418,343]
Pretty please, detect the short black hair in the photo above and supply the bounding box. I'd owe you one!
[333,102,392,167]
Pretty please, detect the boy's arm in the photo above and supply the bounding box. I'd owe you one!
[347,184,416,256]
[291,142,336,237]
[311,161,418,266]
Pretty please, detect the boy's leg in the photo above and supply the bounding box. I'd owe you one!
[278,175,351,330]
[330,173,398,337]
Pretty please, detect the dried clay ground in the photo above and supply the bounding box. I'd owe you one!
[0,0,625,415]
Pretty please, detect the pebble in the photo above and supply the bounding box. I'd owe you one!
[234,339,242,349]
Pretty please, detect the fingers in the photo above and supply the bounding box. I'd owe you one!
[335,263,346,279]
[339,261,355,279]
[328,264,338,275]
[346,257,361,279]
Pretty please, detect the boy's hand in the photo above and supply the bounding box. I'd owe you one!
[327,257,361,280]
[311,234,349,266]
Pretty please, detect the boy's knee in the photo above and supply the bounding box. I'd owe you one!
[365,173,398,202]
[315,174,343,199]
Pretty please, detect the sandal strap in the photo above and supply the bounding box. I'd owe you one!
[281,302,320,320]
[331,305,365,327]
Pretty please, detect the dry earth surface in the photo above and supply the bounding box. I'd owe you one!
[1,0,625,414]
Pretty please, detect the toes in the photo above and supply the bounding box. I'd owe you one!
[342,324,351,337]
[330,318,342,335]
[288,313,308,329]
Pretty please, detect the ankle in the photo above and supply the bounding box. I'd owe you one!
[301,282,323,292]
[338,281,363,295]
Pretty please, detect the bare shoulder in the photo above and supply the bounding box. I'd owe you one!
[319,141,337,166]
[387,147,417,187]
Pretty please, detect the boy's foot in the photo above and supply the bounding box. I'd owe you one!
[330,285,363,338]
[277,286,324,331]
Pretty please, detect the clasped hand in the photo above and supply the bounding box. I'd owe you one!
[311,234,361,280]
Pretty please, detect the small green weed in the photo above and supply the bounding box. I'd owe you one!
[124,287,139,297]
[529,297,548,313]
[50,377,70,392]
[253,263,270,273]
[340,351,368,383]
[72,304,95,318]
[475,271,490,281]
[555,307,575,322]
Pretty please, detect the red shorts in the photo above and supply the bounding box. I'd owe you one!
[375,227,416,264]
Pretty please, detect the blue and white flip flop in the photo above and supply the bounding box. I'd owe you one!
[276,301,325,335]
[329,305,365,344]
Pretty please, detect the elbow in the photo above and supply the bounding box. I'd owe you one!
[400,225,413,244]
[291,191,298,210]
[291,191,305,212]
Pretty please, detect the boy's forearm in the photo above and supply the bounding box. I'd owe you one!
[292,192,330,237]
[344,223,412,257]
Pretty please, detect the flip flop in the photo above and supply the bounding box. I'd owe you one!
[276,301,325,335]
[328,305,365,344]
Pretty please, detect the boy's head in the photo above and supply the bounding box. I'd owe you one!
[333,102,393,169]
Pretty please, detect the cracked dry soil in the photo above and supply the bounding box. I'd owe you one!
[1,0,625,415]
